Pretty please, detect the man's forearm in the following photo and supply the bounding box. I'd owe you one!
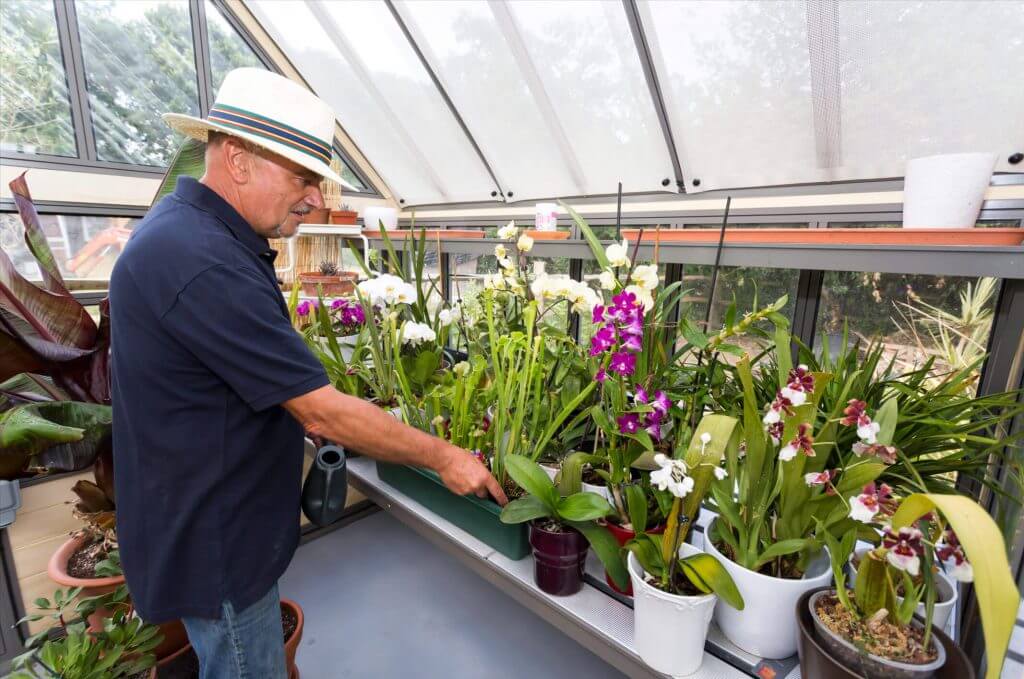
[289,388,450,471]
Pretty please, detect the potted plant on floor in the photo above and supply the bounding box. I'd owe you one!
[802,492,1018,679]
[10,586,162,679]
[499,455,628,596]
[626,415,745,676]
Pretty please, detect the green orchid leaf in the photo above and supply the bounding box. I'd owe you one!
[557,492,614,522]
[753,538,814,569]
[679,553,744,610]
[504,454,559,511]
[499,496,551,525]
[893,493,1020,679]
[571,520,628,591]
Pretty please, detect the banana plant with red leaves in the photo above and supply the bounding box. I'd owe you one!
[1,173,110,404]
[1,174,114,504]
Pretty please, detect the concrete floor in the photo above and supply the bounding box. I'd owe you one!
[280,510,627,679]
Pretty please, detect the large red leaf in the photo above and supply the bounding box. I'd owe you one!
[0,245,96,350]
[9,173,70,296]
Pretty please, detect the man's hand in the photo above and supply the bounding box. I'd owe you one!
[435,443,508,506]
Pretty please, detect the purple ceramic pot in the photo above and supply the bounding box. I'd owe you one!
[529,521,589,596]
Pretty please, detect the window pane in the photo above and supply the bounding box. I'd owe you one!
[816,272,1000,382]
[1,212,139,282]
[76,0,199,166]
[683,265,800,361]
[0,0,77,156]
[205,0,265,93]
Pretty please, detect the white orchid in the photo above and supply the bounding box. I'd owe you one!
[494,244,507,260]
[778,443,798,462]
[357,273,416,307]
[780,386,808,407]
[630,264,659,291]
[857,420,881,444]
[943,556,974,583]
[517,232,534,252]
[650,454,694,498]
[598,269,617,290]
[497,221,518,240]
[438,308,455,327]
[713,466,728,481]
[605,239,629,267]
[483,273,507,291]
[401,321,437,346]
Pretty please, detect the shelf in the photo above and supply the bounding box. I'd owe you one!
[365,236,1024,279]
[346,456,770,679]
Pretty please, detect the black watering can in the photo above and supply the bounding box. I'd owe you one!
[301,444,348,527]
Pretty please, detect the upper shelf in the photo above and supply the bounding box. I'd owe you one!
[364,233,1024,279]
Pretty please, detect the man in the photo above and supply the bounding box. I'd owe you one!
[110,68,505,679]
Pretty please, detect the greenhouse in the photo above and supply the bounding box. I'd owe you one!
[1,1,1023,678]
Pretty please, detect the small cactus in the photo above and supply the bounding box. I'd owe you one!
[318,260,340,276]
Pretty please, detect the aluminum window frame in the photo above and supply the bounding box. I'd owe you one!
[0,0,381,195]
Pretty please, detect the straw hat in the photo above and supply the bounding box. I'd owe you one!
[163,68,356,190]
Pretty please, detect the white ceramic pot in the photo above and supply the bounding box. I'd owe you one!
[540,462,560,483]
[704,518,833,658]
[582,481,613,504]
[628,545,716,677]
[902,152,996,228]
[847,547,958,633]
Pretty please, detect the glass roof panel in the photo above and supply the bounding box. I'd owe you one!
[504,0,675,196]
[395,0,579,201]
[642,0,1024,192]
[247,0,496,205]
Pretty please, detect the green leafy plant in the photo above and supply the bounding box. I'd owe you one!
[318,260,340,276]
[627,415,743,607]
[499,455,629,590]
[11,580,161,679]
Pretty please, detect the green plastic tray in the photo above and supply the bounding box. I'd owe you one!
[375,461,529,560]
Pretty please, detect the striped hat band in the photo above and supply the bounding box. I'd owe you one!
[207,103,332,165]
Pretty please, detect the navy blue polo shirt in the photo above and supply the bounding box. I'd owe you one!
[109,177,328,622]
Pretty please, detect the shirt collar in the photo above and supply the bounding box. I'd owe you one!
[173,177,277,263]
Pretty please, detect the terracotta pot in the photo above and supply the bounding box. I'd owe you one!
[148,639,194,678]
[620,227,1024,246]
[362,228,485,240]
[329,210,358,225]
[298,272,357,297]
[529,521,588,596]
[796,587,974,679]
[525,230,570,240]
[602,521,665,596]
[153,619,189,660]
[282,599,304,677]
[302,207,331,225]
[146,601,304,678]
[47,535,125,633]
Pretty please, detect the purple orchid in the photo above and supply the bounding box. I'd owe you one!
[652,391,671,415]
[634,385,649,404]
[594,368,607,383]
[592,305,605,324]
[621,333,643,353]
[296,300,316,317]
[609,351,636,377]
[617,413,641,434]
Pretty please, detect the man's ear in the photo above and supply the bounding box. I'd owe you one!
[220,137,255,185]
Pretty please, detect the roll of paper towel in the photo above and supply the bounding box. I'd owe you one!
[362,206,398,231]
[902,153,996,228]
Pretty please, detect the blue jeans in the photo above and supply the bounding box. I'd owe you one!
[182,583,288,679]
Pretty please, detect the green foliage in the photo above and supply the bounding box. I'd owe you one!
[0,401,112,480]
[499,455,628,589]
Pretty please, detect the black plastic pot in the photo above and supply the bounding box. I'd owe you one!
[796,587,975,679]
[529,521,589,596]
[301,444,348,527]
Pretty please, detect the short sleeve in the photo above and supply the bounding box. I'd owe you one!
[162,264,328,411]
